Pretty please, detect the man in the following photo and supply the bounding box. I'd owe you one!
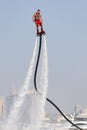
[32,9,45,35]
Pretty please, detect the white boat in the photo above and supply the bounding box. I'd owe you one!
[69,113,87,130]
[69,121,87,130]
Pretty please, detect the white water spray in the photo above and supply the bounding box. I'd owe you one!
[2,36,49,130]
[33,36,48,130]
[3,38,38,128]
[27,36,48,130]
[39,36,48,115]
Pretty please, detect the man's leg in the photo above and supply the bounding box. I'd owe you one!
[41,25,43,32]
[40,24,45,34]
[40,23,43,32]
[36,24,39,35]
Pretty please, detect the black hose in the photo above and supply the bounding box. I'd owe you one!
[46,98,83,130]
[34,34,83,130]
[34,35,42,91]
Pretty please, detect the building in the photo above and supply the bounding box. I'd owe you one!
[74,105,82,114]
[0,97,3,118]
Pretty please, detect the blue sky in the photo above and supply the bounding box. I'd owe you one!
[0,0,87,113]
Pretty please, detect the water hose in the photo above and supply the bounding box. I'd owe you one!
[34,34,83,130]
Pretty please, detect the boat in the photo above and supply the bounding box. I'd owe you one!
[69,113,87,130]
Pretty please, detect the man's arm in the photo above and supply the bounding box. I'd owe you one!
[32,13,36,21]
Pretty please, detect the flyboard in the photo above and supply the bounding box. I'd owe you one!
[37,30,46,36]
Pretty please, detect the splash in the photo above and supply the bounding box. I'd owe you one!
[2,36,49,130]
[3,38,38,129]
[39,36,48,118]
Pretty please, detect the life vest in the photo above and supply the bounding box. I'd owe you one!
[35,12,41,20]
